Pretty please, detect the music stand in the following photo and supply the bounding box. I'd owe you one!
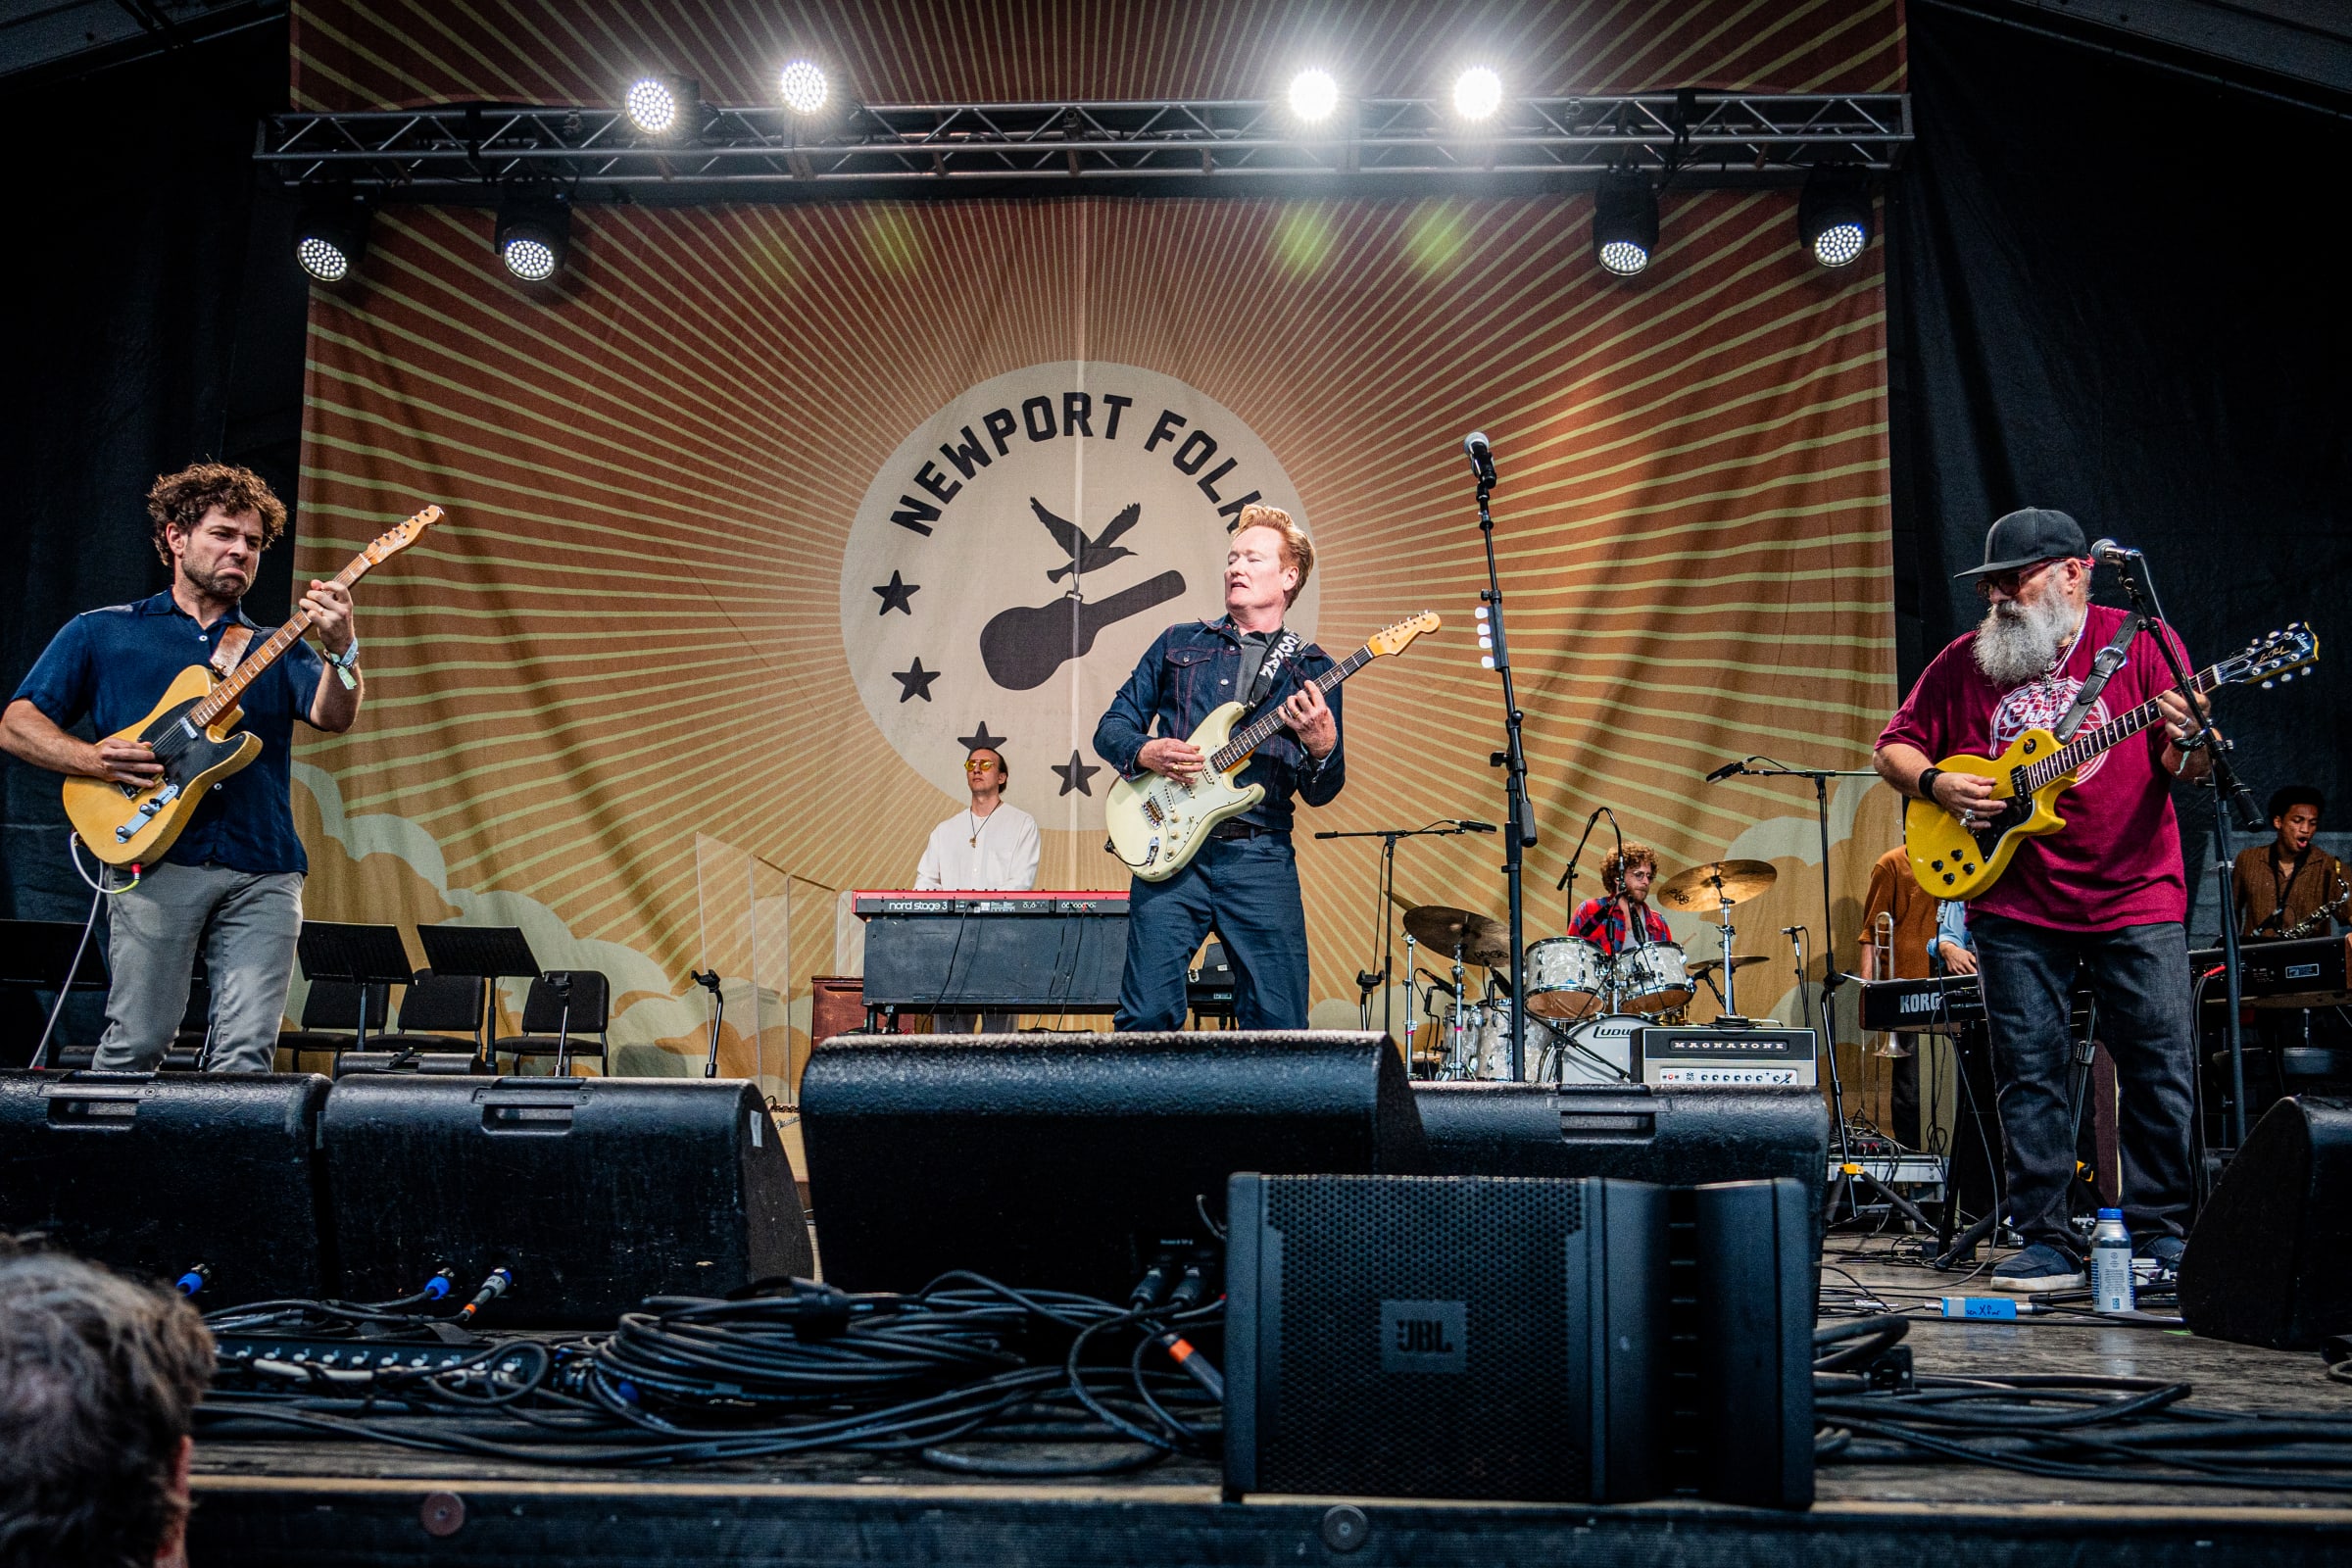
[3,919,112,1070]
[417,925,542,1070]
[294,921,414,1063]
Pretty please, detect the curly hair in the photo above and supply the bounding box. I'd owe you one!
[0,1247,215,1568]
[1232,503,1314,607]
[1601,842,1659,894]
[145,462,287,566]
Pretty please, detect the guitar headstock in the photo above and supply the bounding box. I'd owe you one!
[362,505,443,565]
[2221,621,2320,690]
[1367,610,1442,658]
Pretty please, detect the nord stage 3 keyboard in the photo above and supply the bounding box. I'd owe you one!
[1638,1024,1818,1087]
[852,890,1129,1010]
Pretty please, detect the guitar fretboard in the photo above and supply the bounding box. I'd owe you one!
[190,554,374,726]
[2017,662,2224,794]
[1208,642,1373,772]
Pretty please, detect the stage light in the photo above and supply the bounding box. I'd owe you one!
[1453,67,1502,122]
[1592,170,1657,277]
[779,58,829,115]
[622,74,698,138]
[1289,69,1339,122]
[1798,166,1872,268]
[293,188,370,284]
[495,188,571,283]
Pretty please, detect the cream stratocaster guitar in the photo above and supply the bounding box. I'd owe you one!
[1905,621,2318,901]
[63,505,442,867]
[1104,611,1440,881]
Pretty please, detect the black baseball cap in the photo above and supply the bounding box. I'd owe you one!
[1954,507,2090,579]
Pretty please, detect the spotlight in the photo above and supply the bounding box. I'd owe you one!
[293,187,370,284]
[1798,166,1872,269]
[779,58,829,115]
[622,74,698,138]
[495,188,571,283]
[1453,67,1502,122]
[1592,170,1657,277]
[1288,69,1339,122]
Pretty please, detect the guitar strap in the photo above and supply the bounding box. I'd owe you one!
[2052,612,2142,743]
[1241,628,1303,711]
[208,624,255,681]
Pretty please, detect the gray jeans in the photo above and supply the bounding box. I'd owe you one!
[95,861,304,1074]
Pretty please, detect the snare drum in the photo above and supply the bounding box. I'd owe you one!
[1545,1012,1643,1085]
[1612,942,1691,1015]
[1524,936,1607,1020]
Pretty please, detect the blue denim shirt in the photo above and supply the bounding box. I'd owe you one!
[1093,615,1345,833]
[12,591,326,874]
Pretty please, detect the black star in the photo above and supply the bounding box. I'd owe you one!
[957,720,1006,753]
[1051,750,1102,797]
[891,658,939,703]
[872,571,918,615]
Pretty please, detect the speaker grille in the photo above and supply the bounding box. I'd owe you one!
[1261,1175,1585,1499]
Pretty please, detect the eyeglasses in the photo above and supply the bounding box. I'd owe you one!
[963,759,1000,773]
[1976,558,2068,599]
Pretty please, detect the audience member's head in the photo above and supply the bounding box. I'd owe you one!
[0,1240,214,1568]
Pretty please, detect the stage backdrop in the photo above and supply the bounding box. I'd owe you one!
[287,1,1906,1102]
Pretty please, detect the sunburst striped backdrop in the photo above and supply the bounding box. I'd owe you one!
[287,1,1908,1105]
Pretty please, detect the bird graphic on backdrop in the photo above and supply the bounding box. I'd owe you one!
[1032,498,1142,583]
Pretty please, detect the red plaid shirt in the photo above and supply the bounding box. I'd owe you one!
[1567,897,1673,956]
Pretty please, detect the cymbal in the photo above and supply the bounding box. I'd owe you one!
[1400,904,1511,966]
[1654,858,1779,912]
[1685,956,1769,977]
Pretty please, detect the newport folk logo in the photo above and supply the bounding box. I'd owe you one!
[841,363,1315,808]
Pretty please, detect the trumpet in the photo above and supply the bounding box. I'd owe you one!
[1869,910,1913,1058]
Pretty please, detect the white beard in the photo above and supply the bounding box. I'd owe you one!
[1972,592,2080,687]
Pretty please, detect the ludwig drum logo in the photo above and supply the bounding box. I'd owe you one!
[841,363,1314,806]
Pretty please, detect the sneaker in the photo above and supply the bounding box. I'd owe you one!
[1991,1242,2084,1293]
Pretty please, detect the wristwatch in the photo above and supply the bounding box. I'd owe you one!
[1915,765,1945,802]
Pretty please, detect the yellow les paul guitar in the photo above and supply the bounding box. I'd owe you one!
[64,506,442,867]
[1905,621,2318,900]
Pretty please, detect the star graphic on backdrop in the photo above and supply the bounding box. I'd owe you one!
[1051,750,1102,797]
[957,720,1006,754]
[891,658,939,703]
[871,571,918,615]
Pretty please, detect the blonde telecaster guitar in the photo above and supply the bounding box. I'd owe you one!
[1905,621,2318,901]
[63,506,442,867]
[1104,611,1440,881]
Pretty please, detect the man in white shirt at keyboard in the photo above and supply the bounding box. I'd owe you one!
[914,745,1040,1031]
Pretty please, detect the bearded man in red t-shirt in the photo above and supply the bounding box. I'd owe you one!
[1875,508,2213,1293]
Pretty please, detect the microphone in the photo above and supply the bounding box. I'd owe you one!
[691,968,722,994]
[1704,759,1747,782]
[2088,538,2141,564]
[1462,431,1497,489]
[1453,818,1498,833]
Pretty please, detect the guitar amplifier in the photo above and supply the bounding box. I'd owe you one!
[1638,1026,1817,1087]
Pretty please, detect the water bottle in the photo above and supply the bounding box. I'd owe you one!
[2091,1208,2135,1313]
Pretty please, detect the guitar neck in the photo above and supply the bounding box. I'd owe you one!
[2023,662,2223,793]
[190,552,373,725]
[1208,642,1374,771]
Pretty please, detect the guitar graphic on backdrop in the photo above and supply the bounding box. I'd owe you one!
[979,498,1187,691]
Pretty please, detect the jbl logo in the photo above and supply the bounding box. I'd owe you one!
[1379,1298,1467,1373]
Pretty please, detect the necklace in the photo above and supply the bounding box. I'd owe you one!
[968,808,989,849]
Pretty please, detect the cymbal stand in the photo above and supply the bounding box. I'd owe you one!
[1315,820,1479,1044]
[1712,887,1745,1021]
[1446,939,1471,1079]
[1402,932,1419,1069]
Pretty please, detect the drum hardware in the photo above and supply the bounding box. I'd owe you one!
[1400,903,1511,968]
[1320,820,1488,1047]
[1655,858,1778,1021]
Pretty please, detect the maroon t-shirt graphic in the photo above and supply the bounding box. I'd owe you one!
[1879,605,2191,932]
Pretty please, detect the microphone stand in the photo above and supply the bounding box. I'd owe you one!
[1470,458,1538,1080]
[693,969,726,1078]
[1315,822,1479,1043]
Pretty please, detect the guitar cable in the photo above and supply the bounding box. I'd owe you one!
[31,833,138,1070]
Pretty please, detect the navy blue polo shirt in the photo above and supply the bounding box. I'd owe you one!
[12,591,327,874]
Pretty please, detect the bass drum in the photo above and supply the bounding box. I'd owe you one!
[1544,1012,1643,1086]
[1523,936,1607,1020]
[1613,942,1691,1015]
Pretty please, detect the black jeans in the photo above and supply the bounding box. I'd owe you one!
[1115,835,1311,1031]
[1970,912,2196,1258]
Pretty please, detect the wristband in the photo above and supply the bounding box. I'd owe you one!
[1916,765,1945,802]
[325,634,361,669]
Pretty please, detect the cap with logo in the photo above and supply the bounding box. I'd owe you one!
[1954,507,2089,579]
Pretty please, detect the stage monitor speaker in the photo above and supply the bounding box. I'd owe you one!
[799,1031,1428,1297]
[0,1070,332,1303]
[2179,1094,2352,1349]
[1687,1177,1816,1509]
[320,1076,810,1325]
[1412,1083,1829,1193]
[1223,1174,1666,1503]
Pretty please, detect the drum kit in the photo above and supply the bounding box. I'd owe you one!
[1399,858,1780,1084]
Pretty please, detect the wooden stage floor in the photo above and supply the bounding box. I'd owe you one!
[185,1237,2352,1565]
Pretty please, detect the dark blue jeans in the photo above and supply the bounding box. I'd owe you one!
[1115,835,1311,1031]
[1970,912,2196,1259]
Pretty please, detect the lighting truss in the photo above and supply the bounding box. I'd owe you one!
[255,92,1910,196]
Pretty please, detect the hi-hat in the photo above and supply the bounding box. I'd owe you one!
[1684,955,1769,978]
[1654,858,1779,911]
[1400,904,1510,966]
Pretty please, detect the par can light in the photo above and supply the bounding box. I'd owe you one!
[779,59,829,115]
[1592,170,1657,277]
[1798,166,1872,269]
[1453,67,1502,122]
[292,188,370,284]
[495,188,571,283]
[623,74,699,138]
[1288,69,1339,123]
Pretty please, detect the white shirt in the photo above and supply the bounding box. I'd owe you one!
[915,802,1041,891]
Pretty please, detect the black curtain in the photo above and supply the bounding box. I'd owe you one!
[1887,4,2352,931]
[0,20,307,931]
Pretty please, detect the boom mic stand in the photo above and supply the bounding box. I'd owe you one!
[1315,821,1484,1042]
[693,969,725,1078]
[1464,433,1539,1080]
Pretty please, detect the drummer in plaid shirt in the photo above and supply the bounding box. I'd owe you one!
[1567,843,1674,954]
